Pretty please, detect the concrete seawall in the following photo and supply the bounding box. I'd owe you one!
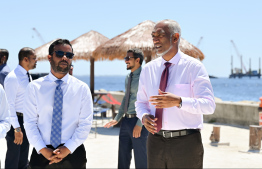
[102,91,260,127]
[204,101,259,127]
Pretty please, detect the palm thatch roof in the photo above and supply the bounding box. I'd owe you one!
[35,39,58,61]
[93,20,204,62]
[71,30,109,61]
[179,37,204,60]
[93,20,155,62]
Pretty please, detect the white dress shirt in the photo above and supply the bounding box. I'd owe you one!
[0,84,11,139]
[23,72,93,153]
[1,64,10,72]
[135,50,216,130]
[4,65,31,128]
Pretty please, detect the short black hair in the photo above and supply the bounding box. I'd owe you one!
[127,48,144,65]
[0,49,9,62]
[49,39,73,55]
[18,47,34,62]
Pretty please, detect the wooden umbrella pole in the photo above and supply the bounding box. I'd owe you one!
[90,57,95,100]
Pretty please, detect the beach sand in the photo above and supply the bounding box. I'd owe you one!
[1,114,261,168]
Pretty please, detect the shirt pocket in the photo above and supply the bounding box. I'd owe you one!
[168,84,191,97]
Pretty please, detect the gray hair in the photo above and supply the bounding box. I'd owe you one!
[156,19,181,44]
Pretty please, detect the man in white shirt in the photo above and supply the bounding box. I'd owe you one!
[0,49,11,86]
[135,19,216,168]
[0,84,11,168]
[23,39,93,168]
[4,47,37,169]
[0,84,10,138]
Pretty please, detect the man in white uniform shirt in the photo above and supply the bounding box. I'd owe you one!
[0,84,11,168]
[0,49,11,86]
[135,19,216,168]
[23,39,93,168]
[4,47,37,169]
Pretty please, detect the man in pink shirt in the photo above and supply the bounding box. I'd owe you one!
[135,19,216,168]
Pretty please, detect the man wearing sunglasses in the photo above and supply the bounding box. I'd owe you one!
[104,48,148,169]
[23,39,93,169]
[135,19,215,169]
[0,49,11,86]
[4,47,37,169]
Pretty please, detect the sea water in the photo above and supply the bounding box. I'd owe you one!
[75,75,262,102]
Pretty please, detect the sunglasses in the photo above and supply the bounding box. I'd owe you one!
[53,51,74,59]
[124,56,136,61]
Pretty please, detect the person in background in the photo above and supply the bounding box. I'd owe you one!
[23,39,93,169]
[0,49,11,86]
[4,47,37,169]
[104,48,148,169]
[0,84,11,168]
[69,64,73,75]
[135,19,216,169]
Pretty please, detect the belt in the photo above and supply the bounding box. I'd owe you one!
[125,114,137,118]
[155,129,200,138]
[16,112,23,116]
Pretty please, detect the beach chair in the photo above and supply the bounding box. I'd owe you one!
[101,93,121,105]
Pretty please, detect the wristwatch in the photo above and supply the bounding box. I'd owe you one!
[14,127,21,132]
[178,98,182,109]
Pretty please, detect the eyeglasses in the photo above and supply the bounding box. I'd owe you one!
[124,56,136,61]
[53,51,74,59]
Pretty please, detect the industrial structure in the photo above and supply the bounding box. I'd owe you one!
[229,40,261,78]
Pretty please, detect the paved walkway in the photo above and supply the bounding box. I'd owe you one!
[1,115,262,168]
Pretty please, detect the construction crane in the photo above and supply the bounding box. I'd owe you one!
[230,40,247,73]
[196,36,203,48]
[32,28,45,45]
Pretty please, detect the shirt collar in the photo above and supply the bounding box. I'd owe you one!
[17,65,28,75]
[47,72,69,84]
[132,66,142,76]
[0,63,6,71]
[161,49,182,66]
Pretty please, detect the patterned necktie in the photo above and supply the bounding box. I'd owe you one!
[124,72,133,114]
[50,80,63,148]
[155,62,172,132]
[27,72,31,82]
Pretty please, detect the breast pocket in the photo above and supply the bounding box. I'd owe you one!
[168,84,192,97]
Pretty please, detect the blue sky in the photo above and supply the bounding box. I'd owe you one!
[1,0,261,77]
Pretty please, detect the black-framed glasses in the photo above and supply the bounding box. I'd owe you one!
[53,51,74,59]
[124,56,136,61]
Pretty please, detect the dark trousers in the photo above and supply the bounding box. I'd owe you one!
[5,115,29,169]
[29,144,87,169]
[147,131,204,169]
[118,116,148,169]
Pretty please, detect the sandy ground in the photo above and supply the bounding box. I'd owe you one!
[0,114,262,168]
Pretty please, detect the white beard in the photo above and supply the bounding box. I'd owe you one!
[156,36,173,57]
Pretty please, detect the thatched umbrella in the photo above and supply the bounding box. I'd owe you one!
[93,20,155,63]
[93,20,204,62]
[71,30,109,96]
[35,39,58,61]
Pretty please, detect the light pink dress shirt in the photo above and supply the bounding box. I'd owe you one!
[135,50,216,130]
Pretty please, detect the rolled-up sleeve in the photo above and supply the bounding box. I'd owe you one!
[23,83,46,153]
[64,85,93,153]
[0,86,11,139]
[181,64,216,115]
[4,76,20,128]
[135,68,151,122]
